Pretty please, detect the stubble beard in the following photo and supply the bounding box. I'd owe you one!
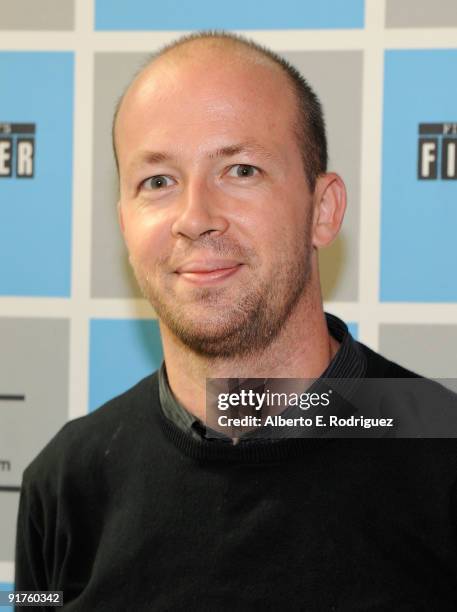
[130,231,313,359]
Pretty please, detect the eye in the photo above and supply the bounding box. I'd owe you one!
[226,164,260,178]
[142,175,177,190]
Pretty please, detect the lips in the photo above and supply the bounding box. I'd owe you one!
[174,259,243,285]
[176,259,241,273]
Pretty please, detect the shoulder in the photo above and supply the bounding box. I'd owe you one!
[356,341,422,378]
[23,372,159,487]
[354,342,457,436]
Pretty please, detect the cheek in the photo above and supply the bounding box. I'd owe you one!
[123,215,170,264]
[228,190,287,235]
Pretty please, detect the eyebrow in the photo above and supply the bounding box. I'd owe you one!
[129,141,275,170]
[208,142,275,160]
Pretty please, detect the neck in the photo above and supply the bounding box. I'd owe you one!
[160,288,340,423]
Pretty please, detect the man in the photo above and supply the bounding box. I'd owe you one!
[15,32,457,610]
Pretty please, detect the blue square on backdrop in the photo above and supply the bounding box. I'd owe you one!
[347,322,358,339]
[89,319,163,412]
[0,53,74,297]
[0,583,13,612]
[381,50,457,302]
[95,0,364,31]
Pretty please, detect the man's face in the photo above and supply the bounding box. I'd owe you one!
[116,48,317,358]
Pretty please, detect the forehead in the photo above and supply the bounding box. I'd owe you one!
[115,47,299,166]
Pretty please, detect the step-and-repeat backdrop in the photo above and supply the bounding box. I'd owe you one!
[1,0,456,596]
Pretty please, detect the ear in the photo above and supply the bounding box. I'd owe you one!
[117,200,125,235]
[311,173,347,248]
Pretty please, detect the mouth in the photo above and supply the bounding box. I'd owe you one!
[174,260,243,286]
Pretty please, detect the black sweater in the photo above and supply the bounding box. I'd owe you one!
[15,344,457,611]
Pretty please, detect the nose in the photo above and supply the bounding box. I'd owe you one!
[171,177,229,240]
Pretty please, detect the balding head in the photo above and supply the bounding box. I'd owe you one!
[112,31,327,191]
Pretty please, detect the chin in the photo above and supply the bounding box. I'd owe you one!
[171,314,241,341]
